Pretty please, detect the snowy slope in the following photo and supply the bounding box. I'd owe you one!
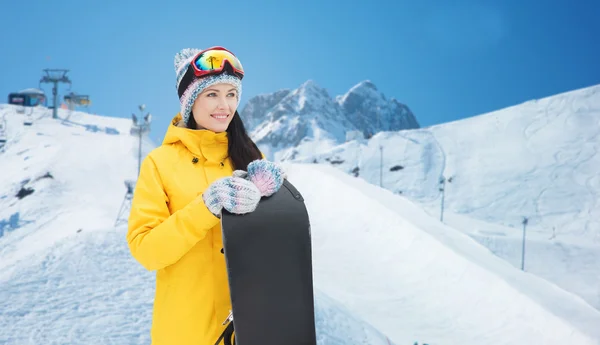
[442,210,600,311]
[0,105,396,345]
[0,224,394,345]
[292,83,600,310]
[0,105,147,276]
[281,163,600,345]
[2,104,599,345]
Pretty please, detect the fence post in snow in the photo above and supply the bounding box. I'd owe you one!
[379,145,383,187]
[438,175,453,223]
[521,217,528,270]
[438,177,444,222]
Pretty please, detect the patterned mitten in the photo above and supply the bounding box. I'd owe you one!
[245,159,286,197]
[232,170,248,178]
[202,176,262,217]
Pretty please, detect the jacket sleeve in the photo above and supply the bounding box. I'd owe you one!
[126,154,220,271]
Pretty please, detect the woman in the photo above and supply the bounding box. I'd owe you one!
[126,46,285,345]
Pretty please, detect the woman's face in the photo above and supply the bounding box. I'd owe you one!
[191,83,239,132]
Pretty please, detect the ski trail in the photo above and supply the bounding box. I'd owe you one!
[523,96,554,141]
[532,92,600,238]
[426,129,447,190]
[406,129,447,204]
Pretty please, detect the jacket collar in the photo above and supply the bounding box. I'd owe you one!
[162,113,229,163]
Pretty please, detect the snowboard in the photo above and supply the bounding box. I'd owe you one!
[218,178,317,345]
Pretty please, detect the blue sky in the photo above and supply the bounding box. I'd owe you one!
[1,0,599,144]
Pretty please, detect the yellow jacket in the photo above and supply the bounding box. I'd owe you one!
[127,113,236,345]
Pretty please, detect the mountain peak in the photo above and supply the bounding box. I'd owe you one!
[296,79,328,97]
[300,79,319,88]
[336,81,419,138]
[339,80,383,103]
[352,80,378,92]
[285,79,334,115]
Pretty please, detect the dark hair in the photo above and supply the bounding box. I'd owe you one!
[187,110,263,170]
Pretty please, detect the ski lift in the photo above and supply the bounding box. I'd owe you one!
[8,89,47,107]
[64,92,91,109]
[38,78,71,93]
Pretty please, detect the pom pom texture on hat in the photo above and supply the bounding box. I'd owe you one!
[174,48,201,88]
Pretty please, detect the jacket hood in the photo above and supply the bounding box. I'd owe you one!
[162,113,229,162]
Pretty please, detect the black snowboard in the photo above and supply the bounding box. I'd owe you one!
[219,179,317,345]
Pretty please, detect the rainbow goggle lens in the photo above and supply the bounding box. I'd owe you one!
[192,47,244,79]
[178,46,244,97]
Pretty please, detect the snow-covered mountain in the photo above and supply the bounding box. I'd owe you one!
[238,89,291,132]
[240,80,419,161]
[291,83,600,311]
[2,104,599,344]
[336,80,419,138]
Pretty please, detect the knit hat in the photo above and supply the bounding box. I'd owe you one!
[174,48,243,125]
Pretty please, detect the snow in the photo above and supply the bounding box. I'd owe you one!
[0,226,393,345]
[1,87,599,345]
[292,83,600,312]
[283,163,600,345]
[0,105,395,345]
[0,105,147,278]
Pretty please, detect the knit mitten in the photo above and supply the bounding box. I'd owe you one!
[202,176,262,217]
[232,170,248,178]
[245,159,286,197]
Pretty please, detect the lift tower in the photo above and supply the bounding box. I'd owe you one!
[40,69,71,119]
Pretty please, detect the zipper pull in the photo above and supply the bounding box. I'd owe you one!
[222,310,233,325]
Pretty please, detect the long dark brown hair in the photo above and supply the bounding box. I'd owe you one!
[187,110,262,170]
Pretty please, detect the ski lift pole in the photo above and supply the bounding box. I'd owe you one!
[39,69,71,119]
[137,122,142,176]
[131,105,151,177]
[521,217,528,271]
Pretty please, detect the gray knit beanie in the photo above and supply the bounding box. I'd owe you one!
[174,48,242,125]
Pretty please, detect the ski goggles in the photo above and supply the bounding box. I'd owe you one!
[178,46,244,97]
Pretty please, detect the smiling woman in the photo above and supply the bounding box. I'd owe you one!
[189,84,240,132]
[126,46,286,345]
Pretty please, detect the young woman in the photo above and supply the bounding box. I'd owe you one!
[126,46,285,345]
